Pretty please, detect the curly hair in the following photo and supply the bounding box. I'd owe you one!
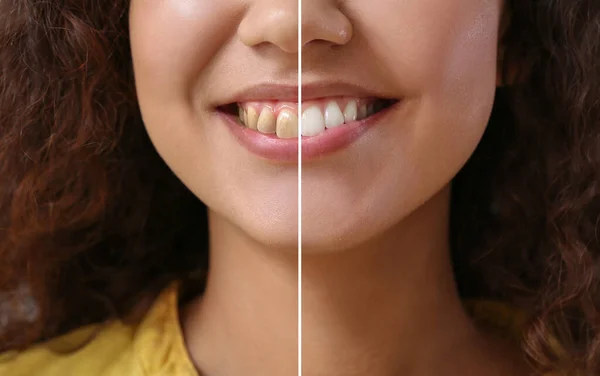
[0,0,207,350]
[0,0,598,374]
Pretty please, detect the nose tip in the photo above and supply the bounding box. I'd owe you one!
[301,9,353,47]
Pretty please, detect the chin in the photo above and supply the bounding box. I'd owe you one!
[228,206,299,252]
[249,224,299,251]
[298,216,379,254]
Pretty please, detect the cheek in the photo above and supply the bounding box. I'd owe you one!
[376,1,501,190]
[360,0,501,94]
[127,0,240,188]
[361,1,501,156]
[355,0,501,164]
[368,0,501,160]
[129,0,240,106]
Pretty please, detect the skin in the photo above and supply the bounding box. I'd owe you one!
[129,0,530,375]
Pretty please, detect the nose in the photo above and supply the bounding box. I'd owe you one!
[237,0,353,54]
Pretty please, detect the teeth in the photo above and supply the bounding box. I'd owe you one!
[358,104,367,120]
[276,110,298,139]
[239,106,247,125]
[301,106,325,137]
[367,103,374,117]
[324,101,345,129]
[246,107,259,130]
[237,99,388,138]
[257,107,276,134]
[343,101,358,123]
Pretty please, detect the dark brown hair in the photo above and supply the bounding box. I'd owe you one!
[0,0,207,349]
[0,0,599,374]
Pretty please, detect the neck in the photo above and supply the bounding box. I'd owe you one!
[182,212,298,375]
[182,186,525,376]
[301,187,482,376]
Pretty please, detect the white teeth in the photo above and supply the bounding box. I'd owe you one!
[324,101,345,129]
[343,101,358,123]
[257,108,276,134]
[275,110,298,139]
[358,104,367,120]
[301,106,325,137]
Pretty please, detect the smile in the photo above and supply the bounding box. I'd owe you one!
[216,84,399,162]
[231,97,394,139]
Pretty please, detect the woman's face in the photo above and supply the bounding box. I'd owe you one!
[129,0,503,250]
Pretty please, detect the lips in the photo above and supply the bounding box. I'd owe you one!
[214,83,399,162]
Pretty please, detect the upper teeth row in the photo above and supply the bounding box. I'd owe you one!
[238,100,379,139]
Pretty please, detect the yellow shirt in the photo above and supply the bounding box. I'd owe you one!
[0,284,534,376]
[0,283,198,376]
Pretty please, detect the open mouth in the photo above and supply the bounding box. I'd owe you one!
[219,97,396,139]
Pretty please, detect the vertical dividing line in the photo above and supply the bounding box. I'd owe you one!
[297,0,302,373]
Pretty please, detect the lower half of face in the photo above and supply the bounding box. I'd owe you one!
[128,0,502,252]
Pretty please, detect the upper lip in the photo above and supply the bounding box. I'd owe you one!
[214,81,393,106]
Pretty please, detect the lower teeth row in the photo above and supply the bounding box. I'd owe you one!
[238,100,386,139]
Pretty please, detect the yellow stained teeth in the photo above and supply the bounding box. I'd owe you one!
[275,110,298,139]
[238,106,246,124]
[257,108,276,134]
[246,107,259,130]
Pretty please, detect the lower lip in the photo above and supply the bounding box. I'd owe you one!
[218,103,397,162]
